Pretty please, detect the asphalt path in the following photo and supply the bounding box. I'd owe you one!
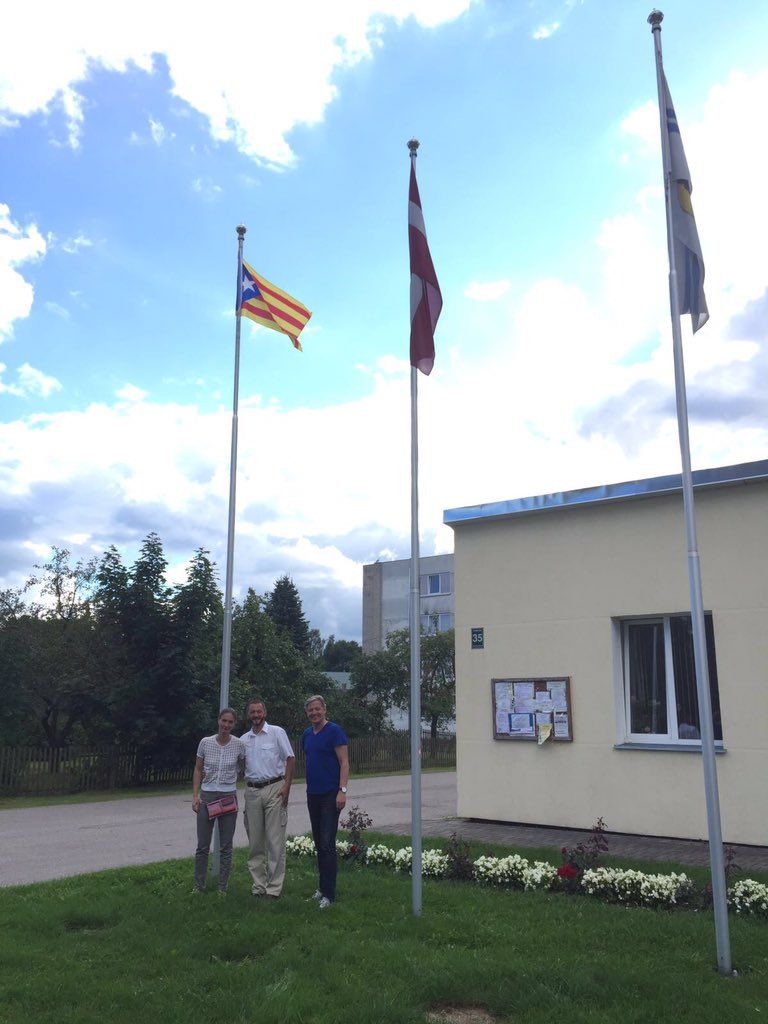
[0,772,457,887]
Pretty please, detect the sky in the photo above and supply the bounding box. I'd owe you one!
[1,0,767,641]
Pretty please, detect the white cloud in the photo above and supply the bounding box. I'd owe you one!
[61,233,93,254]
[191,177,223,201]
[620,99,658,149]
[1,65,766,639]
[464,279,511,302]
[0,362,62,398]
[0,1,474,166]
[532,22,560,40]
[44,301,70,320]
[149,117,167,144]
[0,204,47,341]
[116,383,148,402]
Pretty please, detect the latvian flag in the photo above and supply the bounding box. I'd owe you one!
[408,160,442,375]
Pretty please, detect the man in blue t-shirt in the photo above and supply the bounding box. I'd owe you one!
[301,694,349,908]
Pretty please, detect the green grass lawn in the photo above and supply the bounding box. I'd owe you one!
[1,839,766,1024]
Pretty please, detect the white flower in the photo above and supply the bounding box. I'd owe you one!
[285,834,315,856]
[365,844,397,866]
[473,854,529,887]
[728,879,768,917]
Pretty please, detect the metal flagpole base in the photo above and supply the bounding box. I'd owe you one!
[211,819,221,878]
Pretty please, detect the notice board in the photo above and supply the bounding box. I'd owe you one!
[491,677,573,742]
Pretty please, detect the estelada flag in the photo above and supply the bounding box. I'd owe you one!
[238,261,311,350]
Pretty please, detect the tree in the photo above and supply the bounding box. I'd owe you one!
[357,627,456,738]
[266,575,311,657]
[0,589,38,745]
[307,628,324,664]
[419,629,456,738]
[162,548,224,761]
[347,640,408,734]
[320,635,362,672]
[231,588,329,738]
[112,533,174,752]
[11,549,104,748]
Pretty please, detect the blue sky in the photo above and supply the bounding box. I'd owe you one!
[2,0,767,639]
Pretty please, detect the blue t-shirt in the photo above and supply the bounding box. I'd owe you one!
[302,721,348,795]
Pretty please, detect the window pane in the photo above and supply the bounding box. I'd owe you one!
[440,572,452,595]
[428,574,440,594]
[670,614,723,741]
[626,622,667,735]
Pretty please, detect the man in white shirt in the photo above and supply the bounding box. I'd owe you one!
[241,698,295,898]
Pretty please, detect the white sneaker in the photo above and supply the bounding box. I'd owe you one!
[318,896,333,909]
[311,890,322,901]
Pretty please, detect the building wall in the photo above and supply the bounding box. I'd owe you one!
[362,553,455,653]
[453,481,768,845]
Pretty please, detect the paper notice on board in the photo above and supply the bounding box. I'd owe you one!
[554,712,569,737]
[535,712,553,727]
[514,698,538,715]
[535,695,555,713]
[509,713,534,735]
[513,681,534,701]
[496,711,511,734]
[496,693,511,712]
[549,681,567,709]
[537,723,553,745]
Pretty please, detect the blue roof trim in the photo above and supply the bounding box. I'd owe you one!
[443,459,768,526]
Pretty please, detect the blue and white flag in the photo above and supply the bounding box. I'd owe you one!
[663,74,708,332]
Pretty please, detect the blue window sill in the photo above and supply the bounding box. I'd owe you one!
[613,743,726,754]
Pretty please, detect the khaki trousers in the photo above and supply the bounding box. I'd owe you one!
[244,781,288,896]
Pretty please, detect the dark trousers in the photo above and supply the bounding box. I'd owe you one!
[307,790,341,901]
[194,791,238,891]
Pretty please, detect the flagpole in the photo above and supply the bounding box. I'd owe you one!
[220,223,246,714]
[408,138,423,918]
[213,223,246,878]
[648,10,732,975]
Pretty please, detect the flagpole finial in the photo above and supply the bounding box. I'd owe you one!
[647,9,663,29]
[236,224,246,239]
[407,138,420,157]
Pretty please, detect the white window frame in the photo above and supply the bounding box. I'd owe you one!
[619,614,723,747]
[419,572,452,597]
[420,611,454,635]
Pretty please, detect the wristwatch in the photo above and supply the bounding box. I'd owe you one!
[339,786,348,794]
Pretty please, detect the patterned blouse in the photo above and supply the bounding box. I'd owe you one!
[196,735,244,792]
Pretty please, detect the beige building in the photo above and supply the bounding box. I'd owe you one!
[445,460,768,846]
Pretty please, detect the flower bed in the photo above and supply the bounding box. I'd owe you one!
[284,834,768,917]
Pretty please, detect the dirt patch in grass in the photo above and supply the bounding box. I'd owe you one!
[426,1007,499,1023]
[62,913,117,934]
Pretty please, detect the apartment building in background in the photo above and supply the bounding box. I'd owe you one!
[362,553,455,654]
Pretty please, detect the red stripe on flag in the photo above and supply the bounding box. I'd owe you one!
[255,279,310,318]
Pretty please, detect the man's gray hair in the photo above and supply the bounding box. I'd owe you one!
[304,694,326,710]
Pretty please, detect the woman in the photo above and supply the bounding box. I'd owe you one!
[192,708,244,893]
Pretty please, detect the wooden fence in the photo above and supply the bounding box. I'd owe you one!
[0,733,455,797]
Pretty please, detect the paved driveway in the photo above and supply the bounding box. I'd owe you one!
[0,772,457,887]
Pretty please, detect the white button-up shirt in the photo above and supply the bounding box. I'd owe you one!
[240,722,295,782]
